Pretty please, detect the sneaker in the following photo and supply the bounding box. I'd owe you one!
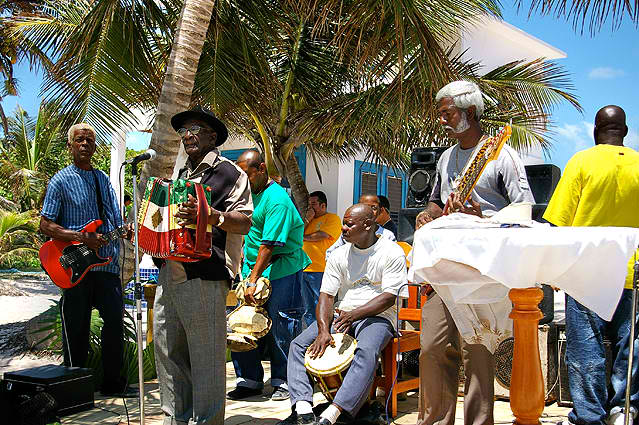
[276,411,317,425]
[271,386,290,401]
[607,406,638,425]
[100,386,139,398]
[315,419,332,425]
[227,386,262,400]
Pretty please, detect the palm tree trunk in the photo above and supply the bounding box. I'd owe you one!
[122,0,217,281]
[0,102,8,136]
[283,150,309,218]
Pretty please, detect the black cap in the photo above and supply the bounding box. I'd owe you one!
[170,107,229,146]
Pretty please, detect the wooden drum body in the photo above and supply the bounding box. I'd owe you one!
[304,333,357,401]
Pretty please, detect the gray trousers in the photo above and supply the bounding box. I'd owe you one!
[288,317,394,417]
[153,275,228,425]
[417,294,495,425]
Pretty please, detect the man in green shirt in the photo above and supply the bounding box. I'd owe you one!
[228,149,310,402]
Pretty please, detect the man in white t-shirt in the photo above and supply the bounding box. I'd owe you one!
[277,204,408,425]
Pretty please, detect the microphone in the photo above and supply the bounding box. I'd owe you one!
[123,149,156,165]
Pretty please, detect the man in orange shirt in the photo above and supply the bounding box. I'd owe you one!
[302,191,342,326]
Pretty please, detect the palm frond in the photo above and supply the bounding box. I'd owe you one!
[519,0,639,34]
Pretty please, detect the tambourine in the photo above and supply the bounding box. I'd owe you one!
[226,305,272,352]
[234,276,271,306]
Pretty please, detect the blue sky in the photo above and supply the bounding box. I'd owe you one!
[1,4,637,168]
[500,6,639,168]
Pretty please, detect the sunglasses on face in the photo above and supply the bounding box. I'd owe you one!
[177,125,205,137]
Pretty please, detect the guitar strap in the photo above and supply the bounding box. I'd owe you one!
[91,170,110,229]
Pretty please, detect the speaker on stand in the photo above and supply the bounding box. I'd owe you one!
[399,147,447,244]
[524,164,561,222]
[406,147,447,209]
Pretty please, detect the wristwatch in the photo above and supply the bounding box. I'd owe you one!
[216,212,225,227]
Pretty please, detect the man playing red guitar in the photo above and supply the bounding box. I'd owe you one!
[39,123,137,398]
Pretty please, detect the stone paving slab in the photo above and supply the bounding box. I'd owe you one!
[54,361,571,424]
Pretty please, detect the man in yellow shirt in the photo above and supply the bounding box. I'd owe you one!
[544,105,639,425]
[302,191,342,326]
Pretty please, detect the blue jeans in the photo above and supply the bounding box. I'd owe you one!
[566,290,639,425]
[301,272,323,327]
[232,270,304,389]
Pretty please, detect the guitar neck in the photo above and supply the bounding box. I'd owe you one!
[100,225,127,244]
[457,142,493,202]
[455,126,511,204]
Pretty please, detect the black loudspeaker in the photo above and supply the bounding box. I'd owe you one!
[1,365,94,418]
[538,284,554,325]
[406,147,448,208]
[398,207,421,244]
[524,164,561,222]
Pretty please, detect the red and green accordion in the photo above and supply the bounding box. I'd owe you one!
[137,178,213,262]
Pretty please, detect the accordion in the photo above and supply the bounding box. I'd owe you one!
[137,178,213,262]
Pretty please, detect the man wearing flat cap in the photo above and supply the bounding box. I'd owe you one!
[153,108,253,425]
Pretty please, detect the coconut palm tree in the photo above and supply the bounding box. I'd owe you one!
[0,103,67,210]
[0,208,40,264]
[8,1,582,216]
[520,0,638,34]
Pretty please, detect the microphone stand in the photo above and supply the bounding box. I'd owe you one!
[624,254,639,425]
[131,162,145,425]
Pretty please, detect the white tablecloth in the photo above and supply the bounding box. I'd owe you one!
[409,219,639,351]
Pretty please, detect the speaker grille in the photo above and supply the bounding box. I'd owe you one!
[408,170,431,193]
[494,337,515,388]
[407,147,447,208]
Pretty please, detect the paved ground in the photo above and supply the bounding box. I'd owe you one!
[38,361,571,425]
[0,272,571,424]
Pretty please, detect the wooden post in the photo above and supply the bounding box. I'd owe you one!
[509,287,544,425]
[143,283,157,344]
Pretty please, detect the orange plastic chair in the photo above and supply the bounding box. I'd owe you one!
[372,241,426,417]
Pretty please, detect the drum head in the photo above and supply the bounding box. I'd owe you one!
[235,277,271,306]
[304,333,357,376]
[227,333,258,352]
[227,305,272,338]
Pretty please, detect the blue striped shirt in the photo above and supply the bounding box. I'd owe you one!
[41,165,123,274]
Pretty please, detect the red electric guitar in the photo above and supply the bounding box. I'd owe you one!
[39,220,128,289]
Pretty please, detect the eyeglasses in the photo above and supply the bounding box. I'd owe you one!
[177,125,203,137]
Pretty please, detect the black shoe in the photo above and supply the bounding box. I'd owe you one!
[227,386,262,400]
[276,411,316,425]
[315,419,332,425]
[100,386,139,398]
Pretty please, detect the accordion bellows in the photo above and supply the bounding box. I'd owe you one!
[137,178,213,262]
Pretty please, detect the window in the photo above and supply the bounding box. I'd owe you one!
[354,161,407,213]
[361,172,378,197]
[386,175,403,223]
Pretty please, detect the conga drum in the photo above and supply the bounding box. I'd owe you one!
[304,333,357,401]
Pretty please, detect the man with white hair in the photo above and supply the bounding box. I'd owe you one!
[415,81,535,425]
[40,123,137,398]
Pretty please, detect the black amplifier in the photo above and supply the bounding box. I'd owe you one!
[1,365,94,418]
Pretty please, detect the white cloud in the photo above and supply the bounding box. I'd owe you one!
[556,121,639,151]
[556,121,593,151]
[626,129,639,150]
[588,67,626,80]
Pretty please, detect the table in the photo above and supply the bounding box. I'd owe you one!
[410,225,639,425]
